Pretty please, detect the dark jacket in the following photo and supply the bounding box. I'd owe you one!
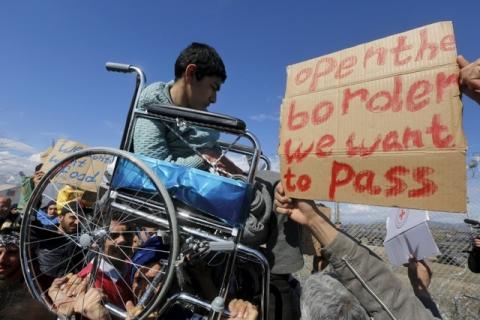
[468,247,480,273]
[0,277,55,320]
[33,222,84,279]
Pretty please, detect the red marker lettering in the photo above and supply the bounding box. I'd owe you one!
[435,72,458,103]
[415,28,438,61]
[363,46,387,68]
[342,87,369,115]
[287,100,308,131]
[383,131,403,152]
[406,80,432,112]
[297,175,312,192]
[284,139,314,165]
[440,34,456,51]
[391,35,413,66]
[335,55,358,79]
[315,134,335,157]
[402,127,425,149]
[354,170,381,195]
[312,101,334,125]
[284,167,311,193]
[284,167,297,192]
[346,133,382,157]
[409,167,437,198]
[309,57,337,92]
[385,166,409,197]
[426,114,454,148]
[329,161,355,199]
[295,68,313,86]
[366,76,402,112]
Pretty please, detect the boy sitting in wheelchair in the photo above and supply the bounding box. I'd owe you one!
[45,43,303,319]
[23,43,303,320]
[129,42,303,319]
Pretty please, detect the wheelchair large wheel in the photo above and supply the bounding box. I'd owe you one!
[20,148,179,320]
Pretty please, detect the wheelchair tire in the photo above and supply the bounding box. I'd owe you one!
[20,147,179,320]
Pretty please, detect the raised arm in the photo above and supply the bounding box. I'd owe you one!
[274,182,439,319]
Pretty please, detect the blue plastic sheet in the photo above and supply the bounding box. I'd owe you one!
[111,154,251,226]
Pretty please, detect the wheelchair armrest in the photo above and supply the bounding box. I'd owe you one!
[144,103,246,134]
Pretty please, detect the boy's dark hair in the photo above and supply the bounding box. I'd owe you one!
[174,42,227,82]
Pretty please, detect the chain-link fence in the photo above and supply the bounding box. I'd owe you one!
[342,221,479,320]
[295,171,480,320]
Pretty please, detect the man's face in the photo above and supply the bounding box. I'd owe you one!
[59,212,79,234]
[0,197,11,218]
[187,75,222,111]
[0,245,20,280]
[104,220,132,261]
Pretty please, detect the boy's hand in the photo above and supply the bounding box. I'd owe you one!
[200,148,243,175]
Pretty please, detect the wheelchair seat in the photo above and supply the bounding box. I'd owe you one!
[112,154,252,227]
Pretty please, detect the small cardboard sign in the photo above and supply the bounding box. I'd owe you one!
[384,208,426,242]
[40,146,52,164]
[41,139,114,192]
[279,21,466,212]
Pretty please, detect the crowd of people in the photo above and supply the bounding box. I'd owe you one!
[1,170,262,319]
[0,42,479,320]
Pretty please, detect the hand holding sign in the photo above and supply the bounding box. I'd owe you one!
[407,257,432,293]
[457,55,480,105]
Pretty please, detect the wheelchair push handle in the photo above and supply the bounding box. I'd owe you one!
[105,62,132,73]
[465,218,480,227]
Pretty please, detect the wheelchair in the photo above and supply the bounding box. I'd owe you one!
[20,63,271,320]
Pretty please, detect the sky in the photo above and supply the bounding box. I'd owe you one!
[1,0,480,218]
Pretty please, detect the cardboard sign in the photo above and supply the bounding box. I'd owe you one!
[279,21,466,212]
[40,146,53,164]
[384,209,440,266]
[41,139,114,192]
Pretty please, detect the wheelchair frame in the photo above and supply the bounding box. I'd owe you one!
[106,62,271,320]
[19,62,272,320]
